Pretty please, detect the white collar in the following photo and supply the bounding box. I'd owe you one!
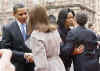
[16,19,26,33]
[16,19,26,26]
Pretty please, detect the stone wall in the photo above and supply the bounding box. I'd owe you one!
[0,0,100,33]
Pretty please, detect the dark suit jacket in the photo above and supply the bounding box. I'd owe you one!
[2,21,33,71]
[61,26,100,71]
[58,27,72,71]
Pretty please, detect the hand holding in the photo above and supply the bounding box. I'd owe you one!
[73,44,85,55]
[24,53,34,63]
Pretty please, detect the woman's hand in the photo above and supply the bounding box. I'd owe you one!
[73,44,85,55]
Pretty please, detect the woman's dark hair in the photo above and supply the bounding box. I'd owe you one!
[57,8,75,42]
[76,12,88,26]
[57,8,75,29]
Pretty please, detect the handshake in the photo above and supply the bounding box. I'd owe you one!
[24,53,34,63]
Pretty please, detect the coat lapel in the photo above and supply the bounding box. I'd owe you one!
[12,21,24,42]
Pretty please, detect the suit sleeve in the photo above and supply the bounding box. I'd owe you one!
[60,30,76,56]
[2,26,26,63]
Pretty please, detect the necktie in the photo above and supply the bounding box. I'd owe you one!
[21,24,26,40]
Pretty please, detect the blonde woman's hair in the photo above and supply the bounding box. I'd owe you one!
[27,5,57,35]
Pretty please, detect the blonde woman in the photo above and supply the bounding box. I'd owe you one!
[26,5,66,71]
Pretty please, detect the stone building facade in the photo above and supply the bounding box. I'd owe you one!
[0,0,33,33]
[95,0,100,34]
[0,0,100,33]
[46,0,96,27]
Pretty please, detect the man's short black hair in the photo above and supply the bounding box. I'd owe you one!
[13,3,25,14]
[76,12,88,26]
[48,15,56,24]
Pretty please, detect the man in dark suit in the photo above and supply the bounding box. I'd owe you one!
[2,3,34,71]
[61,12,100,71]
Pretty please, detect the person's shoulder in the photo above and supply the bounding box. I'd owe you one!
[87,29,95,33]
[30,31,46,41]
[66,27,79,39]
[49,30,60,37]
[70,26,86,34]
[3,21,16,29]
[87,29,97,36]
[68,27,77,34]
[50,30,62,41]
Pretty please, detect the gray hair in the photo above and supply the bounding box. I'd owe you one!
[76,12,88,26]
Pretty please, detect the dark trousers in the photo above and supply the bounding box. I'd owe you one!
[13,62,35,71]
[60,54,72,71]
[24,62,35,71]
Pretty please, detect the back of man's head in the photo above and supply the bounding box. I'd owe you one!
[48,15,56,24]
[76,12,88,26]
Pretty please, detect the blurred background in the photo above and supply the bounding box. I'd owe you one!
[0,0,100,37]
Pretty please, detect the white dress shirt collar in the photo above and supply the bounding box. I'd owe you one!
[16,19,26,33]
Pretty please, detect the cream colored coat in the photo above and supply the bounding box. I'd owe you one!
[26,30,65,71]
